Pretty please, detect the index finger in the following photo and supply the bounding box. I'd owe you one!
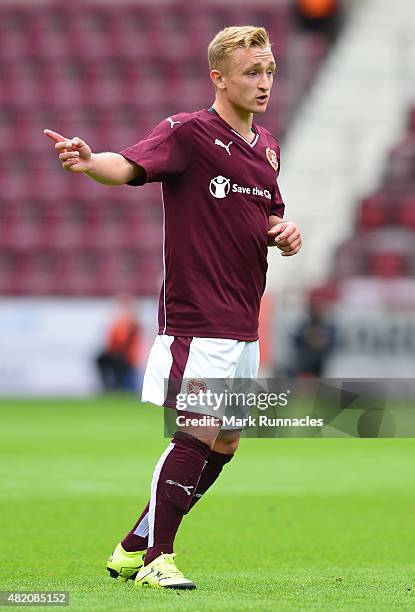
[43,129,67,143]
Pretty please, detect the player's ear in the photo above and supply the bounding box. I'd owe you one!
[210,69,226,90]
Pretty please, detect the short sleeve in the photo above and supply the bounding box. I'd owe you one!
[119,116,192,186]
[271,182,285,218]
[270,145,285,218]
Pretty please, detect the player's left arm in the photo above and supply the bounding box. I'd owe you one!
[267,215,302,256]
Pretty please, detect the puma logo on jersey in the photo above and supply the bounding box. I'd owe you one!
[165,480,194,496]
[167,117,181,128]
[215,139,233,156]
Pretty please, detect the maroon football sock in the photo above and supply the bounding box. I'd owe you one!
[144,431,211,565]
[121,502,149,552]
[186,449,233,512]
[121,449,233,553]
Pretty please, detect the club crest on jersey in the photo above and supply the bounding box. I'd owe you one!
[187,379,207,394]
[265,147,279,172]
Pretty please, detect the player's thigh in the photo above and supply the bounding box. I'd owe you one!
[141,334,176,406]
[219,340,260,434]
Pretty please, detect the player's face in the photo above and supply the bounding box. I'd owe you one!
[222,46,276,114]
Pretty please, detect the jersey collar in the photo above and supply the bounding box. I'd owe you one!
[208,106,259,148]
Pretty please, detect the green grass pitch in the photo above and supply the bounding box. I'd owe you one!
[1,396,414,611]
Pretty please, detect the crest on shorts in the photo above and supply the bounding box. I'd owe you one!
[266,147,279,172]
[187,379,207,395]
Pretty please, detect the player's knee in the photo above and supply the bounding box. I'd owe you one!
[213,434,240,455]
[175,411,220,448]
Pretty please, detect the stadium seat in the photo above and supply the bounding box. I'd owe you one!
[308,281,338,306]
[0,28,27,61]
[397,197,415,229]
[0,251,18,294]
[367,252,407,278]
[13,250,57,295]
[357,194,389,230]
[331,238,367,278]
[55,250,100,295]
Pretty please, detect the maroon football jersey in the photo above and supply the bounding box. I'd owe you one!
[120,108,285,341]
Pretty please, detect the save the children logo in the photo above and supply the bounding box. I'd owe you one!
[209,175,231,198]
[209,175,271,200]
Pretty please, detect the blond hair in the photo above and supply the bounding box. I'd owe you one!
[208,26,271,72]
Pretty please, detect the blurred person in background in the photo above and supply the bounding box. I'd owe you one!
[96,294,141,392]
[290,298,336,377]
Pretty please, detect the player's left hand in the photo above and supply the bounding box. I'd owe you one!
[268,222,302,256]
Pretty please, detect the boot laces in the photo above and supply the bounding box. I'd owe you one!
[162,553,184,578]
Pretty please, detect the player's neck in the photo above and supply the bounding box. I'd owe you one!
[212,99,255,143]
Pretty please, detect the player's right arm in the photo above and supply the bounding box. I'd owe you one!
[43,130,144,186]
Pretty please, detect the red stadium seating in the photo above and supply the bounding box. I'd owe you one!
[367,252,407,279]
[397,197,415,229]
[322,105,415,304]
[357,194,390,230]
[0,1,331,296]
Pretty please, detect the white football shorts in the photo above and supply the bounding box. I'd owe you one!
[141,335,260,430]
